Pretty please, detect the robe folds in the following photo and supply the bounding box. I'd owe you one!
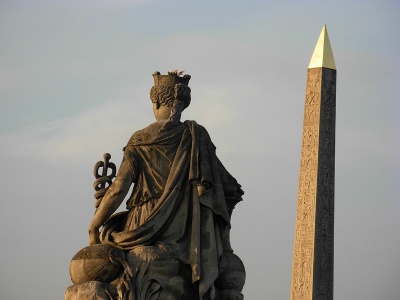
[100,120,243,299]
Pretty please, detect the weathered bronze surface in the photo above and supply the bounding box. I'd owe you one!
[290,26,336,300]
[66,71,245,300]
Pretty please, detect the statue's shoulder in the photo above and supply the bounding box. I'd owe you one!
[184,120,214,147]
[126,122,162,146]
[184,120,210,137]
[183,120,208,134]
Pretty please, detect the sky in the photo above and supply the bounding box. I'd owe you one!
[0,0,399,299]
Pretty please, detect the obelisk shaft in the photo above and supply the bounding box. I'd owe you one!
[290,26,336,300]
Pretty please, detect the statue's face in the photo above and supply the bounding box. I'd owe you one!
[153,102,172,121]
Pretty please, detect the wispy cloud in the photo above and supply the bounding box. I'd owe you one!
[0,93,152,166]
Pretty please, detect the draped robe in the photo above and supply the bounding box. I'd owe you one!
[99,120,243,299]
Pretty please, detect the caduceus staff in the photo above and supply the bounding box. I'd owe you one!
[93,153,117,211]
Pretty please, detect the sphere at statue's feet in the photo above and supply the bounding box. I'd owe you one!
[215,251,246,298]
[69,244,125,284]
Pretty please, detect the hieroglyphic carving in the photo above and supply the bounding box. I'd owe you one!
[291,67,336,300]
[291,68,321,300]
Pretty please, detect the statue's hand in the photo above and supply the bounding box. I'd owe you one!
[88,225,100,245]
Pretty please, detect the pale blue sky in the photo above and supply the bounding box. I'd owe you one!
[0,1,399,299]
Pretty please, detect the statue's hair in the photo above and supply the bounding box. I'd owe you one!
[150,84,191,109]
[150,84,191,131]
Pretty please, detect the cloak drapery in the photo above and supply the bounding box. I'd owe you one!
[100,120,243,299]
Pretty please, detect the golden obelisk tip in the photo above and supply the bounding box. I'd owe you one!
[308,25,336,70]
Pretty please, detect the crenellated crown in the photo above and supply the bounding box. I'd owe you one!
[152,70,191,87]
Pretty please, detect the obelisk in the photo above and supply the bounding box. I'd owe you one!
[290,25,336,300]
